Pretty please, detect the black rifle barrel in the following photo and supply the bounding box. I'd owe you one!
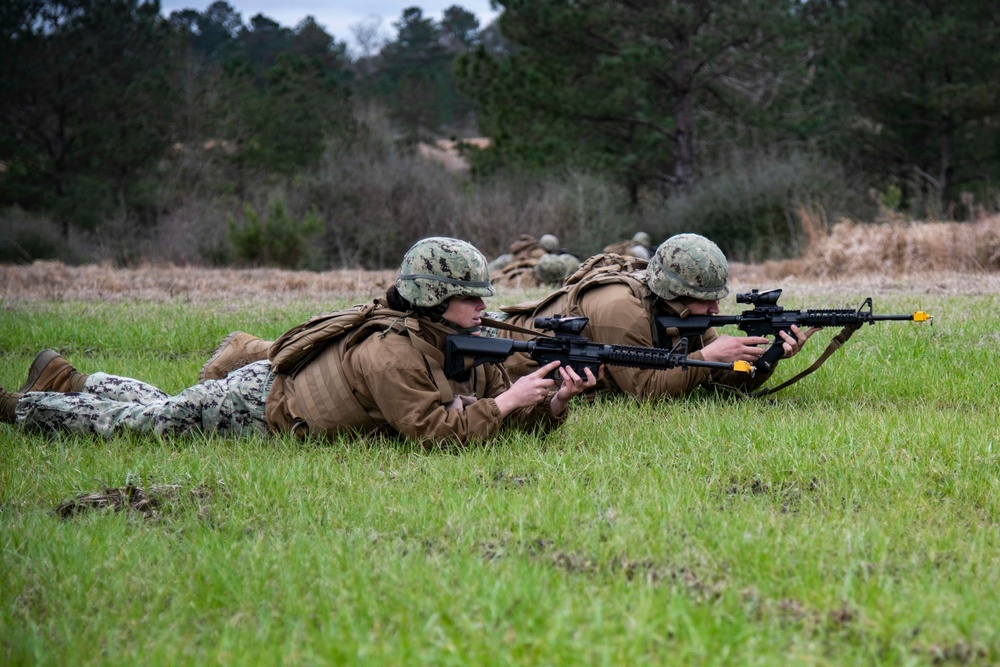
[507,338,743,371]
[445,335,751,379]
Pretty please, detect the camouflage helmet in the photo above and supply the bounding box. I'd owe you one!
[558,252,581,277]
[538,233,560,252]
[488,253,512,273]
[646,233,729,302]
[632,231,652,249]
[533,252,568,284]
[396,237,495,307]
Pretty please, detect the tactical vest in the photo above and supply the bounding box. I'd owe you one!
[265,299,483,436]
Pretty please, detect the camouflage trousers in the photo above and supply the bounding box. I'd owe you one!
[15,361,275,438]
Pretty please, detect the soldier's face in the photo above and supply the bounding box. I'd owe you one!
[683,299,720,315]
[442,296,487,331]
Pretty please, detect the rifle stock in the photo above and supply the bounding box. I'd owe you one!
[655,289,932,373]
[445,315,753,380]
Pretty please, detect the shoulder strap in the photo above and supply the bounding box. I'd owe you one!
[711,324,863,398]
[749,325,863,397]
[563,252,649,304]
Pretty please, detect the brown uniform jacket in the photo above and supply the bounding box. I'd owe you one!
[509,234,547,261]
[266,317,565,447]
[500,280,773,398]
[601,240,640,256]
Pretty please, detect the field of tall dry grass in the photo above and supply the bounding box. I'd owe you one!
[3,218,1000,304]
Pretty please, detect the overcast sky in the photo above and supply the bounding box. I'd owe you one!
[159,1,501,54]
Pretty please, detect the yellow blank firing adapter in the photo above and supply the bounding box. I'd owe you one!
[913,311,932,323]
[733,360,754,375]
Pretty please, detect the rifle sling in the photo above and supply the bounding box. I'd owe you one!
[749,325,862,398]
[480,316,552,338]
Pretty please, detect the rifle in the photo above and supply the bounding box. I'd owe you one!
[655,288,932,374]
[444,315,754,380]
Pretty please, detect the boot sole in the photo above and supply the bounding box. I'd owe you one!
[19,349,61,393]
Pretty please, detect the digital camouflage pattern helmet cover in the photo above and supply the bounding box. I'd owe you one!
[396,237,496,307]
[558,253,581,276]
[646,233,730,301]
[533,253,569,284]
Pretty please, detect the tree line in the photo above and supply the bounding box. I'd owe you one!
[2,0,999,267]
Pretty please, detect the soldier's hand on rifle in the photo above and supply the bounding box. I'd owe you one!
[550,363,601,417]
[700,334,770,364]
[777,324,822,359]
[494,361,562,416]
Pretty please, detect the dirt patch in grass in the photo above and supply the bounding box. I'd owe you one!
[55,483,215,520]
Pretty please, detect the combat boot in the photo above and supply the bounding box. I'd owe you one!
[1,388,21,423]
[199,332,272,382]
[19,349,89,393]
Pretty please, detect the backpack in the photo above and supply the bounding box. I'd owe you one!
[268,299,405,376]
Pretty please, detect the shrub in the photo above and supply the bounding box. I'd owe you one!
[227,200,323,269]
[658,151,871,261]
[0,207,87,264]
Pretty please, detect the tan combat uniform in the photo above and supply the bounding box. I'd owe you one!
[266,317,564,447]
[492,259,543,289]
[601,240,638,256]
[508,234,547,261]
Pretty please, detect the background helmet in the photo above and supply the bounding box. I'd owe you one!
[558,252,581,277]
[538,233,560,252]
[396,237,495,307]
[533,252,569,284]
[631,231,652,248]
[488,253,512,272]
[646,233,729,301]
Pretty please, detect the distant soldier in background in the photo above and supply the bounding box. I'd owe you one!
[490,232,569,289]
[602,231,653,260]
[532,252,580,286]
[489,233,563,273]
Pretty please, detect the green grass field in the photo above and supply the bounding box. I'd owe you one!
[2,284,998,665]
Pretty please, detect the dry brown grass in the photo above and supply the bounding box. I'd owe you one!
[4,217,1000,305]
[0,261,396,306]
[744,212,1000,279]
